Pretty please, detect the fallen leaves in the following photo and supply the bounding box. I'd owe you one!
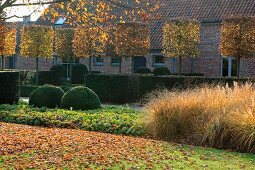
[0,122,254,169]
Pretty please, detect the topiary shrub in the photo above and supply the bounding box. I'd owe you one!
[29,84,64,108]
[71,64,89,84]
[153,67,170,76]
[50,64,67,78]
[135,67,151,74]
[0,71,20,104]
[61,86,101,110]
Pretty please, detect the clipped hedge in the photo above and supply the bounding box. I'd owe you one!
[86,74,254,103]
[153,67,170,76]
[61,86,101,110]
[71,64,89,84]
[135,67,151,74]
[38,71,61,86]
[50,64,67,78]
[29,85,64,108]
[0,71,20,104]
[20,74,255,103]
[85,74,140,103]
[20,85,77,97]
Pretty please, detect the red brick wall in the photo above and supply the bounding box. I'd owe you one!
[15,56,54,71]
[11,22,255,78]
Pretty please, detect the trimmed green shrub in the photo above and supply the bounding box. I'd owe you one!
[153,67,170,76]
[20,85,38,97]
[91,71,101,74]
[85,74,140,103]
[61,86,101,110]
[135,67,151,74]
[0,71,20,104]
[71,64,89,84]
[38,71,61,86]
[50,64,67,78]
[29,84,64,108]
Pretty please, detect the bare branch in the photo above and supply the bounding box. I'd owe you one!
[9,0,70,7]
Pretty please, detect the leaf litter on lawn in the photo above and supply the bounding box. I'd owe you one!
[0,122,255,169]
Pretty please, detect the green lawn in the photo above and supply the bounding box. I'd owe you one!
[0,122,254,169]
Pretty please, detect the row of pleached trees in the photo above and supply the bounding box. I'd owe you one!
[1,16,255,78]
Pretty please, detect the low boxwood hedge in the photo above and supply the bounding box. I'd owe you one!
[0,71,20,104]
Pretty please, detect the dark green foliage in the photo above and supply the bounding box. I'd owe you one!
[91,71,101,74]
[29,84,64,108]
[153,67,171,76]
[0,71,20,104]
[38,71,61,86]
[0,104,145,136]
[50,64,67,78]
[21,75,254,104]
[19,85,37,97]
[20,85,77,97]
[135,67,151,74]
[71,64,89,84]
[85,74,140,103]
[61,86,101,110]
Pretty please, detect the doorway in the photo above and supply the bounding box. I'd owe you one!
[133,56,146,72]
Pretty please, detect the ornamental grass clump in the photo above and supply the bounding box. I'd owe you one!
[144,82,255,152]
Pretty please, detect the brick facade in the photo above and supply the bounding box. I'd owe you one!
[5,21,255,78]
[4,21,255,78]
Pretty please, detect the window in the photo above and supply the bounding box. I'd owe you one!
[222,57,237,77]
[111,57,120,66]
[54,17,66,26]
[153,55,165,66]
[171,58,177,73]
[62,58,79,78]
[93,56,104,66]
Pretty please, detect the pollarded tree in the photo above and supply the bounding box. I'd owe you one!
[221,16,255,78]
[163,19,200,75]
[20,25,54,85]
[0,23,16,70]
[72,26,108,72]
[114,22,150,73]
[55,28,74,78]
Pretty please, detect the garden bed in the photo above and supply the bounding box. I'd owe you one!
[0,103,145,136]
[1,122,254,169]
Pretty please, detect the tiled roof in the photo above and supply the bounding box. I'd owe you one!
[36,0,255,50]
[150,0,255,49]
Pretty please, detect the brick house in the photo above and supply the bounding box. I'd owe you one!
[5,0,255,77]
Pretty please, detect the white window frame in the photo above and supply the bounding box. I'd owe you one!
[221,56,235,78]
[152,54,165,67]
[93,56,104,66]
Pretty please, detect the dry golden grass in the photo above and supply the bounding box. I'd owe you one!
[144,82,255,152]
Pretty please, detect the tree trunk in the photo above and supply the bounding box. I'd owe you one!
[69,57,73,80]
[237,55,241,78]
[1,55,4,70]
[36,57,39,85]
[190,57,193,74]
[178,56,182,76]
[119,58,122,74]
[89,56,92,73]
